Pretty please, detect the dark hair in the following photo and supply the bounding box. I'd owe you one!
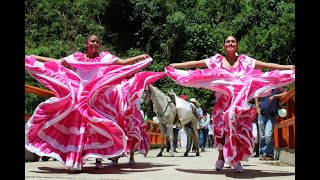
[202,106,208,114]
[224,35,238,44]
[85,34,100,44]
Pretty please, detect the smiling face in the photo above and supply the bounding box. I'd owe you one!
[85,35,101,54]
[223,36,238,54]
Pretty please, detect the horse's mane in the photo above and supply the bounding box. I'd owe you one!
[150,85,168,98]
[167,89,177,105]
[150,85,167,97]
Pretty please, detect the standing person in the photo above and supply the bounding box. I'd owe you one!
[257,87,287,161]
[200,107,210,152]
[250,98,260,157]
[166,122,181,153]
[165,35,295,173]
[25,34,166,171]
[207,118,214,148]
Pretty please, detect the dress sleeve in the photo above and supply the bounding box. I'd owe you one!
[100,51,119,64]
[239,54,256,71]
[63,52,81,62]
[205,53,223,69]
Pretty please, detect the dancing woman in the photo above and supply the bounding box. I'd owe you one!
[166,35,295,173]
[25,34,166,170]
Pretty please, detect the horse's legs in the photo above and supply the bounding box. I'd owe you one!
[191,119,200,156]
[183,125,191,156]
[157,122,166,157]
[167,124,174,157]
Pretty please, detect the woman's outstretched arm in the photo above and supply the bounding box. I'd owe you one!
[30,55,71,68]
[255,60,294,70]
[113,54,150,65]
[169,59,207,68]
[30,55,64,63]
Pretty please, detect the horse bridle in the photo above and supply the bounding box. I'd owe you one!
[146,85,174,117]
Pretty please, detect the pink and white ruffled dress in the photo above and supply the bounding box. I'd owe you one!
[165,53,295,167]
[25,51,166,170]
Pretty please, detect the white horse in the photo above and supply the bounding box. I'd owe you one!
[144,85,200,157]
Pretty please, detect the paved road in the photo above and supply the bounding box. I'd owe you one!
[25,147,295,180]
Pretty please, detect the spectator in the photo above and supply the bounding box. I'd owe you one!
[257,87,287,161]
[166,122,181,153]
[207,118,214,148]
[199,107,210,152]
[250,98,260,157]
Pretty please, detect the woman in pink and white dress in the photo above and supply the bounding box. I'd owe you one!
[166,35,295,173]
[25,34,166,171]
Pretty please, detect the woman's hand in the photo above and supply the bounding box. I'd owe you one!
[168,63,178,68]
[287,65,295,70]
[140,54,150,60]
[288,65,295,72]
[30,54,39,60]
[269,95,275,102]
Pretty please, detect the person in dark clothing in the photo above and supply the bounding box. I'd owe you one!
[257,87,287,160]
[166,123,181,153]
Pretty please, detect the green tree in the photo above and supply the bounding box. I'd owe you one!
[25,0,295,115]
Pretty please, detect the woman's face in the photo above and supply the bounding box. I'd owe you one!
[224,36,238,54]
[86,35,100,53]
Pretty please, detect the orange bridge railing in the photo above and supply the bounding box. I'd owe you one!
[274,87,295,149]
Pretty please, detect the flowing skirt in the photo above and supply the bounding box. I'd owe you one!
[165,66,295,166]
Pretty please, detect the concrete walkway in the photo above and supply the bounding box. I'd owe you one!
[25,147,295,180]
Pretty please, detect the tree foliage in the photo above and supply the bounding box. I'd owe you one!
[25,0,295,115]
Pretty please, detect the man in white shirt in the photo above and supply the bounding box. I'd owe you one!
[199,108,210,152]
[208,118,214,148]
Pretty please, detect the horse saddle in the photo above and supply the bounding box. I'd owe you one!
[169,94,199,126]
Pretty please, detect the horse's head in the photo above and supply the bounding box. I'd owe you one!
[143,85,153,107]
